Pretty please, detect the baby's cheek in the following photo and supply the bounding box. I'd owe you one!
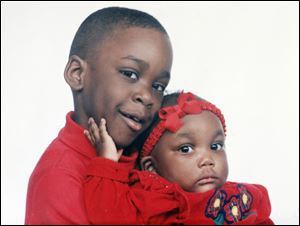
[222,161,229,181]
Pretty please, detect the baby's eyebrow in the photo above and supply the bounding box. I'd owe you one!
[175,132,192,139]
[175,130,225,141]
[213,130,225,139]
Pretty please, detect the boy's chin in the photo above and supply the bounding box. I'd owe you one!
[107,129,138,151]
[114,136,136,150]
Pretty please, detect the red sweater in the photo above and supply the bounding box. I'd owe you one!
[25,112,137,225]
[84,157,274,225]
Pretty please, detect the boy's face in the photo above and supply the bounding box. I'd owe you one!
[82,27,172,149]
[151,112,228,193]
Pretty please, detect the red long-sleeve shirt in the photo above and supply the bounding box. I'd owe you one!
[25,112,138,224]
[84,157,274,225]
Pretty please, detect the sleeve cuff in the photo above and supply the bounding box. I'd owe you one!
[87,157,129,183]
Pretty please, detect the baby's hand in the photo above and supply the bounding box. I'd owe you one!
[84,117,123,162]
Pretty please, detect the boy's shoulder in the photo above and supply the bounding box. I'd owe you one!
[35,111,97,173]
[26,136,91,224]
[41,136,91,171]
[30,111,98,185]
[29,138,89,187]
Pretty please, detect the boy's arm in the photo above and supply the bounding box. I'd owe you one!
[84,158,189,225]
[25,118,122,225]
[25,169,90,224]
[84,157,141,224]
[83,117,140,224]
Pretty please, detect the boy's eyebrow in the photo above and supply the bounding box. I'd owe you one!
[158,70,170,80]
[121,55,170,79]
[121,55,149,70]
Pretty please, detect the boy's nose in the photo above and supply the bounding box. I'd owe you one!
[133,88,153,108]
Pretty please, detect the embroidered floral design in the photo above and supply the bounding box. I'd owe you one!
[205,184,256,225]
[224,196,242,223]
[237,184,253,213]
[206,190,227,219]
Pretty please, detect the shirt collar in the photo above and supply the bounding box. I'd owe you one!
[58,112,139,164]
[58,111,97,159]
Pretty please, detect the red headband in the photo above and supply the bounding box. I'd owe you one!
[141,92,226,157]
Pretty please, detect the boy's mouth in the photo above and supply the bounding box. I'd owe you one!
[119,110,145,132]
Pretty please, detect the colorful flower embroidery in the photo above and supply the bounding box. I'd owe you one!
[205,184,256,225]
[237,184,253,213]
[224,196,242,223]
[206,190,227,219]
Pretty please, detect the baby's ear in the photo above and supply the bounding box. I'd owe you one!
[64,55,87,91]
[140,156,158,174]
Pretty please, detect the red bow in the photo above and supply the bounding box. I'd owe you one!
[141,91,226,157]
[159,92,204,132]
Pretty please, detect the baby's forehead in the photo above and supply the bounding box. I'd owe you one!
[162,94,205,107]
[176,113,225,136]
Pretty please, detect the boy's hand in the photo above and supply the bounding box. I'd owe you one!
[84,117,123,162]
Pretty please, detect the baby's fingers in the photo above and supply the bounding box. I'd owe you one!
[84,129,93,144]
[99,118,110,143]
[117,149,124,160]
[88,117,100,144]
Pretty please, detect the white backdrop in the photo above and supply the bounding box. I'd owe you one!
[1,1,299,225]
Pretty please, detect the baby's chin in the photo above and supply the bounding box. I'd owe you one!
[189,182,221,193]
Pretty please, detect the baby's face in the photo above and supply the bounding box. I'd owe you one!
[82,27,172,148]
[152,111,228,193]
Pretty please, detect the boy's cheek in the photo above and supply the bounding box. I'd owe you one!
[106,123,139,148]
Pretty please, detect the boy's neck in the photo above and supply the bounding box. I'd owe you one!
[122,147,135,156]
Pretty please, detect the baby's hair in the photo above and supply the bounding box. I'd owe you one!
[69,7,168,60]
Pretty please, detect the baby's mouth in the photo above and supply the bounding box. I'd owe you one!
[196,176,218,185]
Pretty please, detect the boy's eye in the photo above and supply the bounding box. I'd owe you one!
[152,83,166,92]
[210,143,224,152]
[178,145,193,154]
[120,70,138,80]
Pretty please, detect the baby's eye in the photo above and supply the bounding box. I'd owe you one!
[210,143,224,152]
[152,83,166,92]
[120,70,138,80]
[178,145,193,154]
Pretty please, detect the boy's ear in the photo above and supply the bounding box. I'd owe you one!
[64,55,87,91]
[140,156,158,174]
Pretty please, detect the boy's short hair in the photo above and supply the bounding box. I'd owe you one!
[69,7,168,60]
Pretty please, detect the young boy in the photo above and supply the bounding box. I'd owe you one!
[25,7,173,224]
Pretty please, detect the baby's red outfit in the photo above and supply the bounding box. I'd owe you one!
[84,157,274,225]
[25,112,137,224]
